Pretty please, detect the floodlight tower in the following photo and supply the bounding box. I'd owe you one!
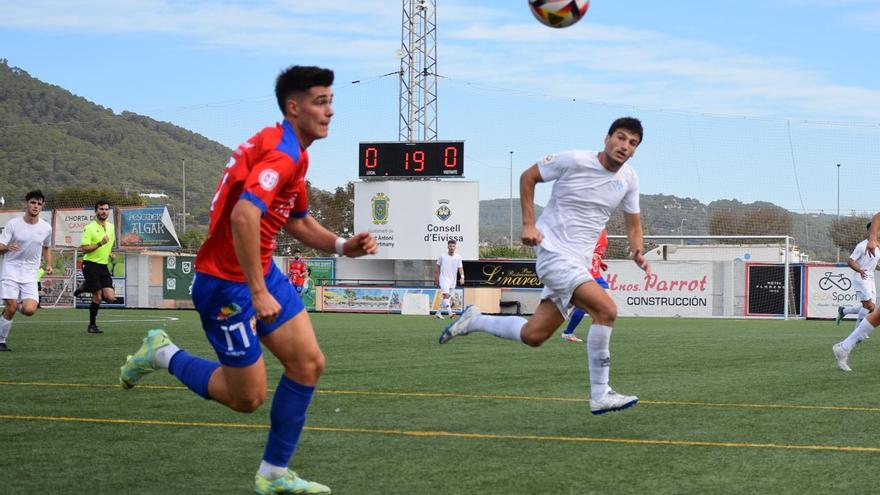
[398,0,438,142]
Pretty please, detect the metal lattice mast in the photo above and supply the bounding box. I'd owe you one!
[398,0,438,142]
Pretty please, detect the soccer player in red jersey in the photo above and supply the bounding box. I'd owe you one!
[119,66,376,494]
[288,250,307,294]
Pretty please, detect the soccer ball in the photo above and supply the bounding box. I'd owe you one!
[528,0,590,28]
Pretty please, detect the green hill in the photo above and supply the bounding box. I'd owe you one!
[0,59,229,223]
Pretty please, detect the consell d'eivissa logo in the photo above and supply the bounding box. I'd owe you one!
[435,199,451,221]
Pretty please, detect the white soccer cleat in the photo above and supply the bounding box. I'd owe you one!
[832,343,852,372]
[590,390,639,415]
[435,312,445,320]
[438,305,481,344]
[561,333,583,343]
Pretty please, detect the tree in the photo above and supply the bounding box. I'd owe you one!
[708,206,792,242]
[46,186,145,209]
[179,227,207,253]
[829,216,871,252]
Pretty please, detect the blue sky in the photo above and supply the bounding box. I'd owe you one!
[1,0,879,214]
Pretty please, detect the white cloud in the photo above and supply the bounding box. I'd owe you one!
[1,0,878,121]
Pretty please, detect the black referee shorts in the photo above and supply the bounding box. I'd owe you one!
[82,260,113,291]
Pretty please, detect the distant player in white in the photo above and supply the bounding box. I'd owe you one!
[832,222,880,371]
[835,222,879,330]
[0,190,53,351]
[435,240,464,319]
[439,117,651,415]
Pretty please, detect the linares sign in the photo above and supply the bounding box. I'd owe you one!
[353,181,479,260]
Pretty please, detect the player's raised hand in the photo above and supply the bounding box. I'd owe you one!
[344,232,378,257]
[521,224,543,246]
[45,265,53,275]
[252,291,281,323]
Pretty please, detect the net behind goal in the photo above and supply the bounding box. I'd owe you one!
[604,235,800,319]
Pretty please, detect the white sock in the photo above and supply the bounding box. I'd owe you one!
[258,460,288,480]
[842,318,876,352]
[844,306,862,315]
[587,324,613,401]
[442,298,452,316]
[468,314,526,342]
[154,343,180,369]
[0,315,12,342]
[856,307,869,327]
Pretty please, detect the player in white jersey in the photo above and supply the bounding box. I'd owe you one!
[832,221,880,371]
[835,223,879,330]
[0,190,53,351]
[439,117,651,415]
[435,240,465,319]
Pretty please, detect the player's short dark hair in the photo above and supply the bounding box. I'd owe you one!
[25,190,44,202]
[275,66,335,115]
[94,199,110,211]
[608,117,644,144]
[448,240,457,245]
[868,222,872,231]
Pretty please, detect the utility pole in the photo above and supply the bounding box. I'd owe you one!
[509,151,514,249]
[398,0,438,142]
[836,163,840,263]
[182,158,187,234]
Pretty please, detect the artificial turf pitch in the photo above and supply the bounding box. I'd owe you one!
[3,309,880,494]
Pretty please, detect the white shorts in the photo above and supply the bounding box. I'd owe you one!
[853,277,876,303]
[535,246,594,319]
[438,280,456,295]
[1,278,39,302]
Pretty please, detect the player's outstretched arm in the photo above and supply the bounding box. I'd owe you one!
[283,215,377,258]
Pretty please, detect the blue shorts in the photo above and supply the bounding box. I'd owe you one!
[595,276,610,290]
[191,262,304,367]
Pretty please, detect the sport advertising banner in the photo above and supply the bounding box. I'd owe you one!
[119,207,181,249]
[745,264,803,316]
[54,208,115,248]
[0,209,53,236]
[353,181,479,260]
[321,286,463,313]
[805,264,873,319]
[606,261,714,317]
[163,255,196,301]
[462,260,543,288]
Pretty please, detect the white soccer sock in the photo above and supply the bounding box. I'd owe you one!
[844,306,862,315]
[468,314,526,342]
[258,460,288,480]
[856,307,869,327]
[154,343,180,369]
[842,318,876,352]
[442,298,452,316]
[587,324,613,401]
[0,315,12,342]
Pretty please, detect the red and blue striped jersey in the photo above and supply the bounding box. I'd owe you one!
[196,120,309,282]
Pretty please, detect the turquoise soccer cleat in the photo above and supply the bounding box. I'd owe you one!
[254,469,331,495]
[119,329,172,389]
